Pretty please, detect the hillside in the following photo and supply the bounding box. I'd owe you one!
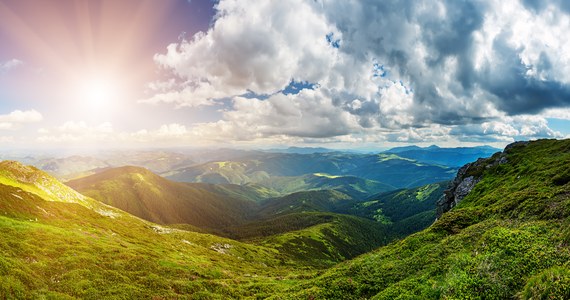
[256,190,355,217]
[219,188,442,266]
[342,182,448,234]
[0,161,308,298]
[66,166,256,229]
[282,139,570,299]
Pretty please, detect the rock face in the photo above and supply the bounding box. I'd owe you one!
[435,141,529,218]
[436,162,482,218]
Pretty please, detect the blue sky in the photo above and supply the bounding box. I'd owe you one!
[1,0,569,149]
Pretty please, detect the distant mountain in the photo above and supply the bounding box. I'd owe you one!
[66,166,257,229]
[30,150,197,180]
[384,145,500,167]
[99,150,196,173]
[384,145,424,153]
[32,155,110,180]
[258,173,395,200]
[165,152,455,191]
[264,146,336,154]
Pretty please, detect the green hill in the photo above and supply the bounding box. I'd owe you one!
[281,139,570,299]
[0,161,303,298]
[66,166,257,229]
[257,190,355,217]
[341,182,448,234]
[254,213,393,267]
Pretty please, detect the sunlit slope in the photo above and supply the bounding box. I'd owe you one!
[66,166,257,229]
[0,161,302,299]
[282,139,570,299]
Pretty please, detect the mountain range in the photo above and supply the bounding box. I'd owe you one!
[1,140,567,298]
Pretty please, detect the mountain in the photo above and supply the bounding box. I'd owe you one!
[384,145,500,167]
[66,166,257,229]
[165,152,455,190]
[32,155,110,180]
[219,187,444,266]
[258,173,395,199]
[99,150,196,173]
[283,139,570,299]
[0,161,303,298]
[256,190,355,217]
[341,182,448,234]
[264,146,337,154]
[220,190,395,266]
[29,150,197,180]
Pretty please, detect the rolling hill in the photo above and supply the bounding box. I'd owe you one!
[66,166,257,229]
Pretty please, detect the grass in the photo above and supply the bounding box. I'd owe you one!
[279,139,570,299]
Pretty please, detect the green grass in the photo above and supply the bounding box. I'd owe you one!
[279,139,570,299]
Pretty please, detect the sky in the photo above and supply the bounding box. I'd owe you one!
[1,0,570,150]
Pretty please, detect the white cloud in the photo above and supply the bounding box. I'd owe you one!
[0,59,23,74]
[0,110,43,123]
[0,110,43,131]
[142,0,570,145]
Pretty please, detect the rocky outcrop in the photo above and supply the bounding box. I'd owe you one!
[436,162,482,218]
[436,141,529,218]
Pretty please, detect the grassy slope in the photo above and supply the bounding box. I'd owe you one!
[66,166,257,229]
[221,188,439,267]
[253,213,393,267]
[0,161,313,299]
[280,139,570,299]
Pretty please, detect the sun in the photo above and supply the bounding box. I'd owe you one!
[75,74,121,112]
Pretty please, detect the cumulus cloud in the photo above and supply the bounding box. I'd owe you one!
[0,110,43,130]
[0,59,23,74]
[143,0,570,144]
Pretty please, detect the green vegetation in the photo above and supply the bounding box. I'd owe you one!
[343,182,447,231]
[67,166,257,229]
[2,139,567,298]
[279,139,570,299]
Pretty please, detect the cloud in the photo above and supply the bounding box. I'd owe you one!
[0,110,43,130]
[0,110,43,123]
[0,59,23,74]
[143,0,570,144]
